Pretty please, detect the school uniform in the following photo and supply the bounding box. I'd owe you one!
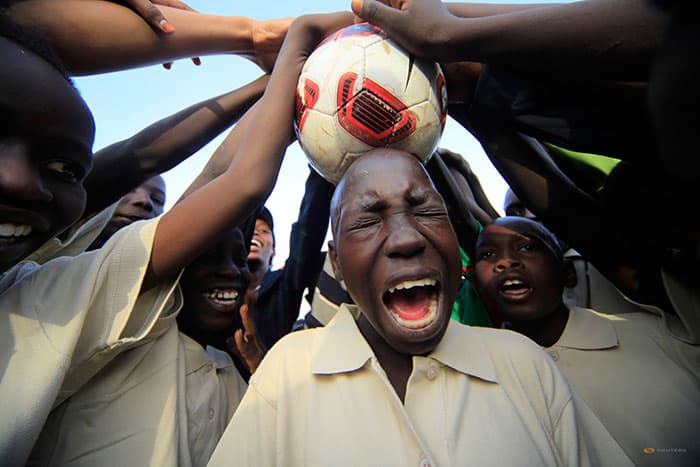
[0,218,179,466]
[547,306,700,466]
[28,316,248,467]
[208,305,631,467]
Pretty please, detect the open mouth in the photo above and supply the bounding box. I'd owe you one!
[498,278,532,302]
[202,288,240,310]
[250,238,263,249]
[383,278,439,329]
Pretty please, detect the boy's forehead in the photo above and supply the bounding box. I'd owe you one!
[0,37,95,150]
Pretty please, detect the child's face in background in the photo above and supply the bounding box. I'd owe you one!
[475,223,563,322]
[0,37,94,272]
[180,228,250,335]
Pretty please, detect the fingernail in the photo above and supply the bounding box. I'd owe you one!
[160,19,175,33]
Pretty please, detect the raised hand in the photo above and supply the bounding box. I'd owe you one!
[350,0,459,61]
[227,289,267,375]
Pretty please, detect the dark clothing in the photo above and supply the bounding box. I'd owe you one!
[237,169,333,360]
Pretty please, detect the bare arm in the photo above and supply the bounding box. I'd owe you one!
[84,74,268,215]
[144,12,354,288]
[352,0,668,80]
[6,0,291,74]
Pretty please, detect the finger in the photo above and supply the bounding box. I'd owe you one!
[163,62,173,70]
[127,0,175,33]
[155,0,198,12]
[227,335,241,359]
[351,0,403,31]
[191,57,201,66]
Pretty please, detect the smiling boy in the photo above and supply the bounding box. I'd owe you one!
[208,149,630,466]
[0,10,326,463]
[474,217,700,465]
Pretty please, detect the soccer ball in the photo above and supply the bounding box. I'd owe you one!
[295,23,448,184]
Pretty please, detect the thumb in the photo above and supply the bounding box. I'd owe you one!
[351,0,402,29]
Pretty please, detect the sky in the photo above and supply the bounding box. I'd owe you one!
[75,0,563,271]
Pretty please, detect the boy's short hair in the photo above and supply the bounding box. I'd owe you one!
[0,7,73,85]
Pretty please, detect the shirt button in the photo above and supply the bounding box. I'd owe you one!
[208,408,215,419]
[426,365,439,380]
[205,362,214,372]
[548,350,560,361]
[420,459,432,467]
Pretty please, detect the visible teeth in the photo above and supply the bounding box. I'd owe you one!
[388,278,436,294]
[203,288,239,304]
[0,223,33,238]
[251,239,263,248]
[503,279,524,287]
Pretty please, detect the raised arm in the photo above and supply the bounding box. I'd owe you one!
[352,0,668,80]
[84,74,268,215]
[6,0,291,74]
[144,12,354,288]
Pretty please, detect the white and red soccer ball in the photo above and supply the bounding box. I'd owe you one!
[295,23,448,184]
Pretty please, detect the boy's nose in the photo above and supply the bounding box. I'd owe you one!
[128,189,154,212]
[495,257,522,271]
[216,259,241,278]
[384,223,426,258]
[0,148,53,202]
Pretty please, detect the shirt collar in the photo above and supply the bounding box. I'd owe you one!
[311,304,498,383]
[311,304,373,375]
[181,332,234,374]
[430,320,499,383]
[555,307,619,350]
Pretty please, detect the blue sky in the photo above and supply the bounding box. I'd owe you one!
[75,0,563,270]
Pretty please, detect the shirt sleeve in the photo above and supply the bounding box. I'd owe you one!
[207,371,278,466]
[552,386,633,466]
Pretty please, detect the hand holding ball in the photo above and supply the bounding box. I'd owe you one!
[295,23,448,184]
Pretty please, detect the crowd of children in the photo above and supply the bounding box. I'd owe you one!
[1,0,698,466]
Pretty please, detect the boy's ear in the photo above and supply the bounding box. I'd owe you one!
[563,259,578,288]
[327,240,343,283]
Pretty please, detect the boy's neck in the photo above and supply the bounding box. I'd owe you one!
[247,260,269,289]
[178,318,227,351]
[510,303,570,348]
[357,314,413,404]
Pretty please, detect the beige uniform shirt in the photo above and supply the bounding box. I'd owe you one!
[0,218,178,466]
[29,320,248,467]
[547,307,700,466]
[209,305,630,467]
[24,203,118,264]
[563,249,647,315]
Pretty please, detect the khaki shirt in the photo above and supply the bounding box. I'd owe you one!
[29,322,247,467]
[24,203,118,264]
[0,218,178,466]
[547,307,700,466]
[209,305,630,466]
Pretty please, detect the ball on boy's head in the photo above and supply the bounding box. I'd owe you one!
[295,23,448,184]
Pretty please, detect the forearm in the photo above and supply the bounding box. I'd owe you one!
[145,21,310,286]
[85,75,268,214]
[7,0,258,75]
[283,170,334,290]
[446,2,560,18]
[444,0,667,78]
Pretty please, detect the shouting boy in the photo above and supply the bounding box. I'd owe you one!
[474,217,700,466]
[208,148,630,466]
